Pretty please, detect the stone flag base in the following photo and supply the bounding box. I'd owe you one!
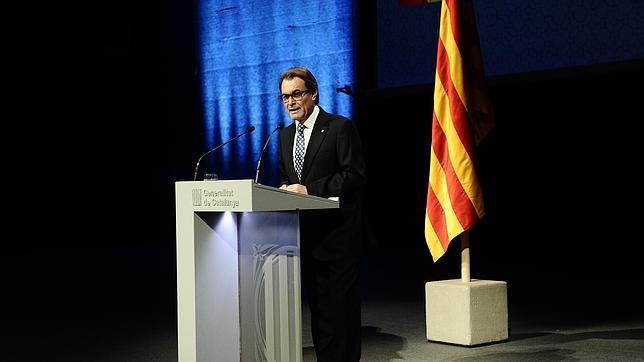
[425,279,508,346]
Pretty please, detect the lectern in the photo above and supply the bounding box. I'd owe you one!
[175,180,339,362]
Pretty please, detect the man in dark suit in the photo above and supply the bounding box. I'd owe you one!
[277,66,366,362]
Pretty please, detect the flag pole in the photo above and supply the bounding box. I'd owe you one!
[425,0,507,346]
[461,230,470,282]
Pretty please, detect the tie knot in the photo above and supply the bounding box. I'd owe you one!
[297,123,305,133]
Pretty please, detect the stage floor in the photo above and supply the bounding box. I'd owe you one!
[4,248,643,361]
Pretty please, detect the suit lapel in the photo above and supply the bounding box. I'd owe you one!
[301,109,330,182]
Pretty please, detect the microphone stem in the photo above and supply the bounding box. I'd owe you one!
[255,133,272,184]
[192,127,254,181]
[254,160,262,184]
[255,125,283,184]
[193,158,203,181]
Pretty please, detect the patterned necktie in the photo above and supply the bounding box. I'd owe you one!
[294,122,306,182]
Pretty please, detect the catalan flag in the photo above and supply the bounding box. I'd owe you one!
[425,0,494,262]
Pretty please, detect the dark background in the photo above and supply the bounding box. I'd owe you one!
[6,1,643,359]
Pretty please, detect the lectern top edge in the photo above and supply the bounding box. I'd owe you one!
[175,179,338,212]
[253,182,338,206]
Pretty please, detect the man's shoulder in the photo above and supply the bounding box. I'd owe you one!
[318,107,351,124]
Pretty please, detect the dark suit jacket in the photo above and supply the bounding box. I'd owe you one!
[278,107,367,260]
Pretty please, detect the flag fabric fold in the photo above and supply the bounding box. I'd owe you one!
[425,0,494,262]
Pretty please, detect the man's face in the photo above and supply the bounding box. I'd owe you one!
[280,77,317,122]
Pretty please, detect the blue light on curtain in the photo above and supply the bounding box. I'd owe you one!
[197,1,357,184]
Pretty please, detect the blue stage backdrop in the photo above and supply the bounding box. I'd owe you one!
[197,1,357,185]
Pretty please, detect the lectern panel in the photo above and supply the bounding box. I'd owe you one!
[194,212,240,361]
[238,212,301,362]
[176,180,336,362]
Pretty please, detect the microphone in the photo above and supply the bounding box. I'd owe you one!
[193,126,256,181]
[254,122,284,184]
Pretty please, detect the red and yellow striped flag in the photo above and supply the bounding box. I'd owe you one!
[425,0,494,262]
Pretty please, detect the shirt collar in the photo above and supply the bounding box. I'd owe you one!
[298,105,319,130]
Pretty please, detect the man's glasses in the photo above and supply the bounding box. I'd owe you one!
[280,89,309,103]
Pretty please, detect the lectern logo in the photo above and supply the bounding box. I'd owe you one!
[192,189,202,206]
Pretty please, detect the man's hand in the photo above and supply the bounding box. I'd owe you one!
[281,183,308,195]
